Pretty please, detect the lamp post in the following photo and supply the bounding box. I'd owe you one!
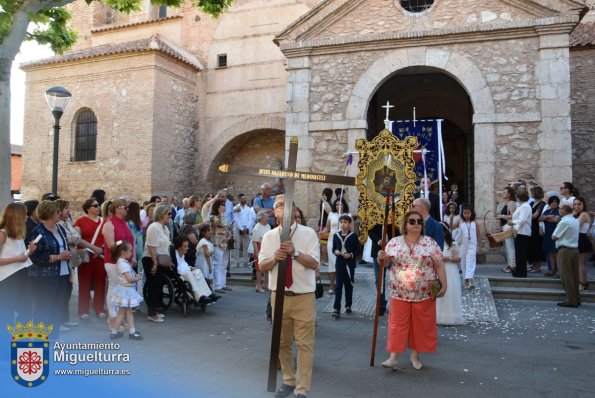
[44,86,72,196]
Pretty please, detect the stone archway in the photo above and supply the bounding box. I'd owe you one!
[346,47,496,215]
[205,119,285,201]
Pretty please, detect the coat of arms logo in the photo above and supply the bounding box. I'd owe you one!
[7,321,53,387]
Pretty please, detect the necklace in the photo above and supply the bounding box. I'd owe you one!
[464,221,471,241]
[405,236,420,255]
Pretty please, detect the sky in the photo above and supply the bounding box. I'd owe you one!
[10,41,54,145]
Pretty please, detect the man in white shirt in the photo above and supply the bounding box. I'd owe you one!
[233,194,256,266]
[259,195,319,398]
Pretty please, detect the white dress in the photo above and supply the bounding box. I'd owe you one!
[110,259,143,308]
[436,243,464,325]
[196,238,214,280]
[457,221,477,279]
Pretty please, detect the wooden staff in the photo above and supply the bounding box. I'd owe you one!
[370,188,392,366]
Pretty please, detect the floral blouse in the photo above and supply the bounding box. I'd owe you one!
[385,235,443,302]
[210,215,230,249]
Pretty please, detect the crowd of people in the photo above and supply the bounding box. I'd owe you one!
[0,178,593,398]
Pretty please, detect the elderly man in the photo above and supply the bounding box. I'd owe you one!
[259,195,320,398]
[552,204,580,307]
[174,198,190,233]
[413,198,444,250]
[234,193,256,266]
[254,183,276,228]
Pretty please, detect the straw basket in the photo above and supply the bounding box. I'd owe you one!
[483,211,513,248]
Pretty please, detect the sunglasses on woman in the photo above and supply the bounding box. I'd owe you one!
[407,218,424,225]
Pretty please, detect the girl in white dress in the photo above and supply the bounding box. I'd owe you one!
[196,223,214,285]
[321,199,352,294]
[457,204,481,289]
[109,241,143,340]
[442,202,461,242]
[436,224,464,325]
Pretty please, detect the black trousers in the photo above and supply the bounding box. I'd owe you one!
[513,234,531,278]
[142,257,166,317]
[334,263,355,311]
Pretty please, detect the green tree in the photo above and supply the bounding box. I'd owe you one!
[0,0,233,208]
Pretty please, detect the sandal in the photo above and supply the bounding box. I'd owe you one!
[501,267,513,273]
[543,271,555,276]
[579,283,589,291]
[528,268,541,273]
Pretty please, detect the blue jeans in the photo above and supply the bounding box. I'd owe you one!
[373,258,387,311]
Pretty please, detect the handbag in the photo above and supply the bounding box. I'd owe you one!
[483,211,504,248]
[157,254,175,268]
[227,237,235,249]
[429,279,442,300]
[315,277,324,299]
[79,217,103,263]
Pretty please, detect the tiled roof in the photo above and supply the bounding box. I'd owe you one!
[21,35,203,70]
[570,22,595,47]
[91,15,182,33]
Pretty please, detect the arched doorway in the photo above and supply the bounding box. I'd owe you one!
[366,67,474,204]
[208,129,285,202]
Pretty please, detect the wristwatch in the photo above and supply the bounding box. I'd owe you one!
[291,250,301,259]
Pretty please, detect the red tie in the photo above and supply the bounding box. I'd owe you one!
[285,256,293,288]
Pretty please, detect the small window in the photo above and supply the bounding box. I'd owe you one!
[217,54,227,68]
[158,5,167,18]
[400,0,434,13]
[73,109,97,162]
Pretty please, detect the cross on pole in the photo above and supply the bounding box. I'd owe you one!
[218,137,356,392]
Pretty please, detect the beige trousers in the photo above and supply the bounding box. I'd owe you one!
[271,292,316,396]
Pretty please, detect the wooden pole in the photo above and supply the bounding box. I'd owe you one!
[370,188,392,366]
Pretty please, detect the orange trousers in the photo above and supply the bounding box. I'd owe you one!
[387,297,437,353]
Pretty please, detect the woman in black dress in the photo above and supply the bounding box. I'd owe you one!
[528,186,546,273]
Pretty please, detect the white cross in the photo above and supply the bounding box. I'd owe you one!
[382,101,394,121]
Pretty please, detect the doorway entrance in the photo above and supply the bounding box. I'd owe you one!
[366,66,474,205]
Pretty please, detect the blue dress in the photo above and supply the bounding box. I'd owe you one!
[542,208,559,253]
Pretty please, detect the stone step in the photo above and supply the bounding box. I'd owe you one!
[490,286,595,303]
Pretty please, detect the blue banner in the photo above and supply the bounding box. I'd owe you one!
[393,119,440,184]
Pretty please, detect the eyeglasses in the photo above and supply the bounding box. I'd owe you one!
[90,204,99,208]
[559,187,566,190]
[407,218,424,225]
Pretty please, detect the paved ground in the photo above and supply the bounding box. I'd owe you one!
[3,262,595,398]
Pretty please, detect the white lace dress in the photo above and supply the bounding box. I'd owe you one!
[436,242,464,325]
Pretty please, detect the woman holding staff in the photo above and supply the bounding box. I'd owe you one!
[378,210,446,370]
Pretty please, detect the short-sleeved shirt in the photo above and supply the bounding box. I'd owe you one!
[252,222,271,244]
[259,224,320,294]
[143,222,171,257]
[552,214,579,249]
[384,235,443,302]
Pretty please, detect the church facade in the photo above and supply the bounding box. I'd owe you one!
[21,0,594,221]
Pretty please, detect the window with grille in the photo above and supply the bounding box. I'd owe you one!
[400,0,434,13]
[73,109,97,162]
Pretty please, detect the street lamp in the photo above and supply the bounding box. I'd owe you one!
[44,86,72,196]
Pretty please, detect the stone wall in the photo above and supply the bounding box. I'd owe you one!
[311,0,537,40]
[570,46,595,203]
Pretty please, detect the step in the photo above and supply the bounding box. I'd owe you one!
[491,286,595,303]
[489,276,567,290]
